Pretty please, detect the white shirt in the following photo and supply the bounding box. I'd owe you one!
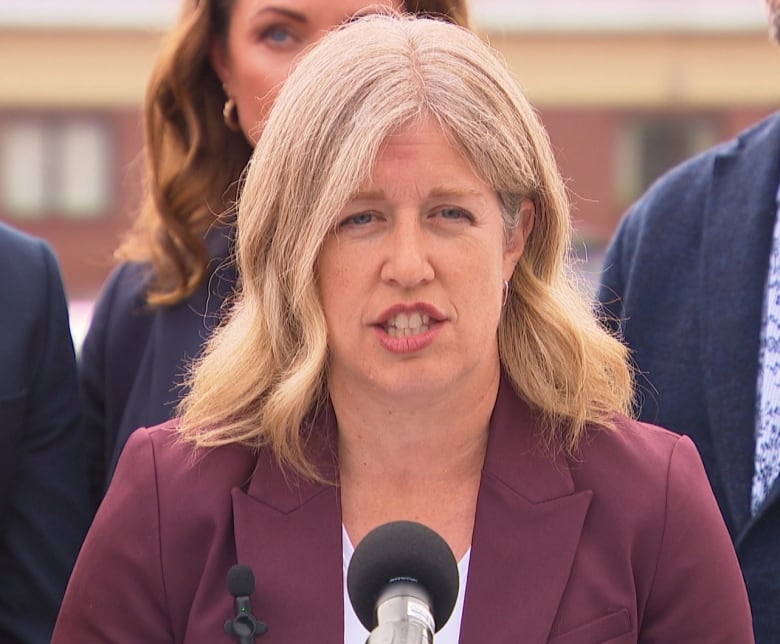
[343,525,470,643]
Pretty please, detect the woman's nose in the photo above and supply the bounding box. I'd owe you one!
[379,218,435,288]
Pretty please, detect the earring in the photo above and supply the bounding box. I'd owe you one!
[502,280,510,307]
[222,96,241,132]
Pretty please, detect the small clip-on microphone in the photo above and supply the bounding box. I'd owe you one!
[224,564,268,643]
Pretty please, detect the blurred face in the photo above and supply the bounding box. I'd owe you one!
[318,119,534,402]
[210,0,404,143]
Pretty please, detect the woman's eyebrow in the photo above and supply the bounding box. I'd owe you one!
[251,6,308,24]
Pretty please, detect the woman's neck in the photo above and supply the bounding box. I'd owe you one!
[334,367,498,473]
[334,368,499,558]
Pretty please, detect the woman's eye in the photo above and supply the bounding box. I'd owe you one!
[260,26,295,45]
[341,212,375,227]
[438,207,472,221]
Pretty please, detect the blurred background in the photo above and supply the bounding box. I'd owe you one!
[0,0,777,348]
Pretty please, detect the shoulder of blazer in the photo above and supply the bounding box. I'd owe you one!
[133,421,260,503]
[89,261,154,333]
[0,223,59,303]
[621,110,780,234]
[0,224,69,386]
[569,417,687,497]
[79,261,156,413]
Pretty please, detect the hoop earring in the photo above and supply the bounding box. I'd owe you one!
[502,280,510,307]
[222,97,241,132]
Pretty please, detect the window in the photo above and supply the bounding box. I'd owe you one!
[615,115,718,205]
[1,115,114,219]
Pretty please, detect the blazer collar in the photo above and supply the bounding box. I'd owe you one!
[700,113,780,534]
[232,405,343,642]
[230,379,590,641]
[460,374,592,642]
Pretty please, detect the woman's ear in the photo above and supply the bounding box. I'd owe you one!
[503,198,535,277]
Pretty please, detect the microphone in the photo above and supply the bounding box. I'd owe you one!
[347,521,459,643]
[224,564,267,642]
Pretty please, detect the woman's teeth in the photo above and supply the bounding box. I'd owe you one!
[385,312,431,337]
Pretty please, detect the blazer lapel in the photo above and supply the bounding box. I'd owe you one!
[699,116,780,537]
[232,407,344,642]
[460,378,592,642]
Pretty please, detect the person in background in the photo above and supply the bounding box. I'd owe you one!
[0,222,91,643]
[81,0,470,503]
[596,1,780,640]
[55,14,753,642]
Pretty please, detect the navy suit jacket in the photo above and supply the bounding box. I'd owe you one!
[81,228,237,500]
[54,377,753,643]
[597,111,780,643]
[0,222,91,643]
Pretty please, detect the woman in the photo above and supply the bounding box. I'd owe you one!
[57,14,754,643]
[82,0,469,501]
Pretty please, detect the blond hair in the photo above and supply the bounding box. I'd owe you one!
[178,14,633,477]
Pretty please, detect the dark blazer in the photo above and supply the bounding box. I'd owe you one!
[81,229,237,500]
[597,111,780,643]
[0,223,91,643]
[54,376,753,643]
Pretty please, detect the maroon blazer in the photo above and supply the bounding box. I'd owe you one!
[54,378,754,643]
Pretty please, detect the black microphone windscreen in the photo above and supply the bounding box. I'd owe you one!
[347,520,459,632]
[227,564,255,597]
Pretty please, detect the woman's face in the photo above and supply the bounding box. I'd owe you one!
[318,119,535,403]
[210,0,404,143]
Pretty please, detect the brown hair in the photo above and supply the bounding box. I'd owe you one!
[117,0,471,307]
